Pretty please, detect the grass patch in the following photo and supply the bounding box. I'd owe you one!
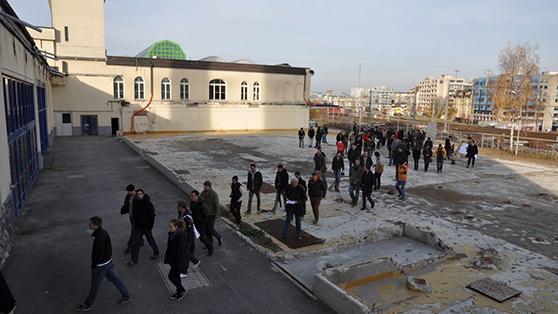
[221,209,283,253]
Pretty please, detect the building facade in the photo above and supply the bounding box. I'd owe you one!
[472,77,495,122]
[351,86,395,112]
[30,0,312,135]
[416,75,472,119]
[536,72,558,131]
[0,0,57,267]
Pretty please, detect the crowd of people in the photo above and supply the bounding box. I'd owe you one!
[73,123,481,312]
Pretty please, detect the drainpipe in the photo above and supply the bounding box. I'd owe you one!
[125,60,155,134]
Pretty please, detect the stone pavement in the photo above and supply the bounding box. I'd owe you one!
[3,136,332,314]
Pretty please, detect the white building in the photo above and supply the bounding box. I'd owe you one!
[417,75,472,119]
[537,71,558,131]
[28,0,313,135]
[351,86,395,111]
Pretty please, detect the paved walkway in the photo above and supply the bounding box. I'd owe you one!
[3,136,331,314]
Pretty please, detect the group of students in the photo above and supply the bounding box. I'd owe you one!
[74,182,224,311]
[298,124,330,149]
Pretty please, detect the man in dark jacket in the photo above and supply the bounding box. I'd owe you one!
[347,144,360,173]
[349,159,364,206]
[308,172,326,224]
[282,178,307,239]
[272,164,289,214]
[412,142,422,171]
[129,189,159,266]
[466,140,479,168]
[229,176,242,224]
[360,165,375,211]
[315,127,323,148]
[308,126,315,147]
[201,181,222,247]
[75,217,131,312]
[190,190,214,256]
[331,152,345,192]
[423,145,433,172]
[177,200,200,271]
[298,127,305,148]
[121,184,142,253]
[246,163,263,214]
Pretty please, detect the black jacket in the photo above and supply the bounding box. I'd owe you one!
[314,152,326,172]
[360,155,373,169]
[164,230,188,273]
[361,171,375,193]
[91,227,112,269]
[298,129,305,138]
[348,147,360,163]
[308,178,326,198]
[412,148,421,160]
[284,184,307,214]
[297,177,307,192]
[331,156,345,171]
[247,170,263,192]
[423,147,433,161]
[308,128,315,138]
[133,194,156,229]
[191,199,209,228]
[275,169,289,191]
[466,144,478,157]
[230,181,242,201]
[120,193,133,215]
[0,271,15,314]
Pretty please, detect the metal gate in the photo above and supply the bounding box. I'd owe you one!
[2,77,39,215]
[37,86,48,155]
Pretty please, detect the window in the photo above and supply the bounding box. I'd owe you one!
[241,81,248,100]
[134,77,144,100]
[161,78,171,100]
[62,113,71,124]
[209,79,226,100]
[64,26,69,41]
[180,79,189,100]
[113,76,124,99]
[253,82,260,101]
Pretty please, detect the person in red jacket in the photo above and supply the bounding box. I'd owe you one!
[336,140,345,157]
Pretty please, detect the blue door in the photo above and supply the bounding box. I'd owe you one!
[80,115,98,135]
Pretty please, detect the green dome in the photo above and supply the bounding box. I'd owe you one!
[136,40,187,60]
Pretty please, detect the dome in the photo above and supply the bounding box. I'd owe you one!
[199,56,226,62]
[136,40,187,60]
[232,59,255,64]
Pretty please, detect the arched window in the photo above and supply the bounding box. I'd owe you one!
[209,79,226,100]
[253,82,260,101]
[161,78,171,100]
[180,79,189,100]
[241,81,248,101]
[134,77,144,100]
[113,76,124,99]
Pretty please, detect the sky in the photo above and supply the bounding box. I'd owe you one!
[10,0,558,93]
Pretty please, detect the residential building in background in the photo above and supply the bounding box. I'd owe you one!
[27,0,313,135]
[535,71,558,131]
[351,86,395,112]
[472,77,495,122]
[416,75,472,120]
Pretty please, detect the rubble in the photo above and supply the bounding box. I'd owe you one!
[406,276,432,293]
[473,248,502,270]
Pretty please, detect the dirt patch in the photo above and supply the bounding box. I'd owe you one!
[220,210,283,253]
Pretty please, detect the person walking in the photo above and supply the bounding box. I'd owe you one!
[395,161,409,200]
[360,165,375,211]
[190,190,214,256]
[0,270,15,314]
[331,152,344,192]
[246,163,262,214]
[129,189,159,266]
[373,151,383,190]
[360,151,373,170]
[349,159,364,206]
[336,139,345,157]
[121,184,143,253]
[176,200,201,270]
[466,140,478,168]
[315,127,323,149]
[229,176,242,224]
[308,172,326,224]
[445,138,453,161]
[294,171,308,223]
[313,148,327,187]
[412,143,421,171]
[423,145,433,172]
[435,144,447,173]
[282,178,307,240]
[308,126,315,147]
[164,219,188,301]
[298,127,305,148]
[201,181,222,247]
[347,143,359,173]
[75,217,131,312]
[322,125,329,144]
[272,164,289,214]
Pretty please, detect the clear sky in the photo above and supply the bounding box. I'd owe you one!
[10,0,558,93]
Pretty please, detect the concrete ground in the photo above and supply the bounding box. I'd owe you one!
[128,131,558,313]
[3,136,332,314]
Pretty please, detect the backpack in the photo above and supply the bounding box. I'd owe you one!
[376,162,384,174]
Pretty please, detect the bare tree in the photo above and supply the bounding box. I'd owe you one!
[424,96,456,119]
[491,42,540,122]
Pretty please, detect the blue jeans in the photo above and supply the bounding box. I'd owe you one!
[283,210,301,237]
[349,182,360,203]
[395,180,406,198]
[334,169,341,185]
[84,261,129,307]
[322,135,328,144]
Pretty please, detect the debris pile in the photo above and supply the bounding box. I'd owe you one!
[406,276,432,293]
[473,248,502,270]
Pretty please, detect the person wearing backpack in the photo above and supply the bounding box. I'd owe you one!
[435,144,447,173]
[373,152,384,190]
[423,145,433,172]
